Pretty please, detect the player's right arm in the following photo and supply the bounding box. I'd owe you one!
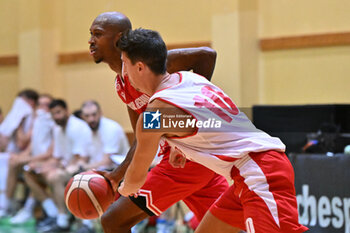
[118,99,195,196]
[166,47,217,81]
[118,113,162,196]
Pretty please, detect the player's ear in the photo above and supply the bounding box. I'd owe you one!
[114,31,124,48]
[137,62,145,72]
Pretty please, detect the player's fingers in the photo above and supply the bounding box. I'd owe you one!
[133,190,141,198]
[132,193,139,198]
[93,169,118,193]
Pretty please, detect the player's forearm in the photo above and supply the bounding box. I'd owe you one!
[167,47,217,81]
[122,150,152,192]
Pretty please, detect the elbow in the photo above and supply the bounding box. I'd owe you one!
[202,47,217,63]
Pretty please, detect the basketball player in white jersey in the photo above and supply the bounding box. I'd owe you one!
[117,28,308,233]
[89,12,229,233]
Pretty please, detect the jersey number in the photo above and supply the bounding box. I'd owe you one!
[194,86,238,123]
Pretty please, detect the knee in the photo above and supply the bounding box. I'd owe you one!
[100,213,110,231]
[46,169,65,184]
[100,210,129,233]
[101,212,120,233]
[8,155,20,169]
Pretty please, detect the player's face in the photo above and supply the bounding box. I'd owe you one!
[121,52,144,92]
[81,105,101,131]
[88,20,118,64]
[50,106,68,127]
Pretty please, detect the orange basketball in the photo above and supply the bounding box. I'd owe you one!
[64,171,114,219]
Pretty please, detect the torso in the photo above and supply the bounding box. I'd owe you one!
[149,71,286,179]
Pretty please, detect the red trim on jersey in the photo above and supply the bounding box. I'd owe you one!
[115,75,127,103]
[152,97,198,139]
[153,72,183,95]
[115,74,149,114]
[211,154,239,162]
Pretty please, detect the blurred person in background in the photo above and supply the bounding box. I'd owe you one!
[0,89,38,153]
[73,100,129,233]
[81,100,129,170]
[8,94,55,225]
[0,89,38,218]
[24,99,93,233]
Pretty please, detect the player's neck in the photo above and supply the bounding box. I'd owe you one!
[153,73,177,94]
[108,60,122,74]
[107,51,123,74]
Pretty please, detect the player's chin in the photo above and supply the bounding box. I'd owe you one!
[94,58,103,64]
[92,54,103,64]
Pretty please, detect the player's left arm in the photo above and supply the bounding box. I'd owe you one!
[118,112,162,197]
[166,47,217,81]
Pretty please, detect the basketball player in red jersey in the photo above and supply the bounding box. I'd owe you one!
[117,28,308,233]
[89,12,229,232]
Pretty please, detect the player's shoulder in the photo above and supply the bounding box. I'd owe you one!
[179,70,210,82]
[147,98,173,109]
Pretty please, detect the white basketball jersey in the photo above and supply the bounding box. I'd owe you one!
[149,71,285,179]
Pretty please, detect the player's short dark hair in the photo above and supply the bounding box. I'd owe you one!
[117,28,167,75]
[49,99,67,110]
[18,89,39,104]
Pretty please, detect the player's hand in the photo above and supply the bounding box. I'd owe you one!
[118,181,139,198]
[169,146,186,168]
[93,170,120,193]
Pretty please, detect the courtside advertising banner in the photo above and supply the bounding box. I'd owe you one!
[291,153,350,233]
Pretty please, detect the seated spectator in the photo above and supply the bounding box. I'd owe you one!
[74,100,129,233]
[0,89,38,218]
[8,94,55,224]
[81,100,129,170]
[24,99,93,233]
[0,89,38,153]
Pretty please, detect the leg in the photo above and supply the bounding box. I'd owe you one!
[101,196,148,233]
[46,168,68,214]
[0,153,10,215]
[230,151,308,233]
[6,155,22,200]
[195,211,241,233]
[100,159,215,233]
[23,171,49,202]
[183,173,228,222]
